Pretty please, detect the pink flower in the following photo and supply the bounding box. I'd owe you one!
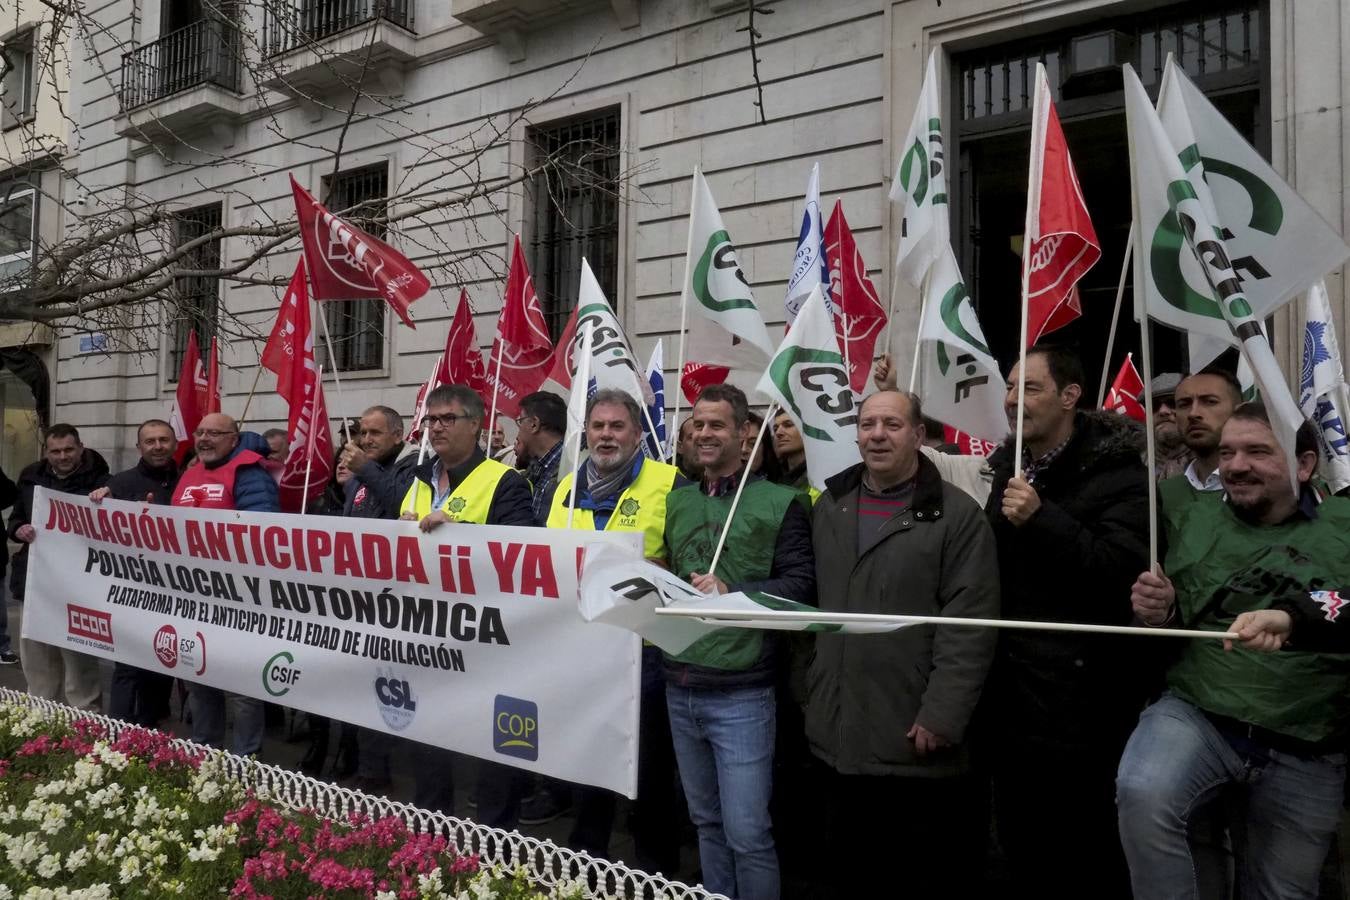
[17,734,54,757]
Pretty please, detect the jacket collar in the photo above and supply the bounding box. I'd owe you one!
[136,457,178,481]
[824,451,944,519]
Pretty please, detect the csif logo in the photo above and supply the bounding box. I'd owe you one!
[373,667,417,731]
[493,695,538,762]
[67,605,113,649]
[262,650,301,697]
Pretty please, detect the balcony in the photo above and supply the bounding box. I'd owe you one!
[117,19,246,144]
[261,0,418,95]
[451,0,638,60]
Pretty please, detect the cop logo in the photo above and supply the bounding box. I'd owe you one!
[373,667,417,731]
[263,651,301,697]
[447,496,467,514]
[618,498,640,518]
[493,695,539,761]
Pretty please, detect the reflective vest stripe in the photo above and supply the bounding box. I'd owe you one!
[399,457,513,524]
[547,459,680,559]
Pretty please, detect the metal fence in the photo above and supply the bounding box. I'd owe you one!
[263,0,416,57]
[120,18,242,110]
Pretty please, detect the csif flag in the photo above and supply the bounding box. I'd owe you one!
[260,258,334,512]
[681,168,775,401]
[1103,353,1147,423]
[1124,63,1304,488]
[919,245,1007,443]
[550,260,652,406]
[784,162,830,323]
[1300,279,1350,494]
[169,330,211,463]
[407,289,489,444]
[486,235,554,419]
[891,50,949,288]
[824,200,888,393]
[1022,62,1101,345]
[755,285,861,490]
[289,175,429,328]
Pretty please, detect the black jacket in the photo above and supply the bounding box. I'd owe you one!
[406,448,535,527]
[980,410,1151,756]
[9,448,111,599]
[345,445,419,519]
[107,458,179,505]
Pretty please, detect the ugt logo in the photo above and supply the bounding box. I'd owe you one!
[493,695,539,761]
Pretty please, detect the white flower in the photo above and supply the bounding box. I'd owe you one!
[35,853,61,878]
[65,847,90,871]
[186,844,220,863]
[118,854,141,884]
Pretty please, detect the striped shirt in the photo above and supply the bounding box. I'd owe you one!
[857,477,915,553]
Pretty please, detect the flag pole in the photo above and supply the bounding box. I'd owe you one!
[566,322,596,529]
[315,298,352,446]
[1136,240,1160,572]
[238,365,265,425]
[487,337,506,460]
[907,266,932,392]
[412,429,431,519]
[1096,225,1136,409]
[672,171,699,467]
[881,264,904,359]
[841,310,854,398]
[300,365,323,515]
[706,404,776,578]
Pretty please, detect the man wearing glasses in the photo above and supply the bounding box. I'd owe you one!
[172,412,279,756]
[399,384,535,824]
[514,391,567,526]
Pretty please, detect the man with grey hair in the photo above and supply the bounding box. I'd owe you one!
[342,405,417,520]
[546,387,688,866]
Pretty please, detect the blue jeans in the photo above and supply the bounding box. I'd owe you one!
[188,686,265,757]
[666,683,778,900]
[1117,693,1345,900]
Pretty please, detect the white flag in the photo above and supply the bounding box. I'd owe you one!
[574,259,652,406]
[890,50,949,288]
[1300,279,1350,493]
[1124,63,1304,487]
[1149,58,1350,369]
[755,285,861,490]
[683,168,775,375]
[919,245,1007,443]
[560,320,597,486]
[784,162,830,323]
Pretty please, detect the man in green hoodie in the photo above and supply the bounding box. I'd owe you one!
[1117,403,1350,899]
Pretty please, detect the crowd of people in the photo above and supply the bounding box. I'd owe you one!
[1,341,1347,900]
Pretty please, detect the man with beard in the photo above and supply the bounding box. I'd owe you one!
[675,416,703,482]
[1158,368,1242,525]
[547,388,686,871]
[980,344,1149,899]
[1118,405,1350,899]
[1151,373,1191,480]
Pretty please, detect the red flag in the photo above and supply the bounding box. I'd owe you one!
[942,425,1000,457]
[169,331,210,463]
[484,235,553,418]
[1023,65,1100,346]
[824,201,887,393]
[289,174,430,329]
[407,289,489,444]
[260,258,333,511]
[546,306,579,389]
[1103,353,1147,423]
[205,337,221,414]
[680,361,731,405]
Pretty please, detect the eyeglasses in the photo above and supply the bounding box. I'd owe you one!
[514,414,536,428]
[193,429,235,439]
[424,413,473,429]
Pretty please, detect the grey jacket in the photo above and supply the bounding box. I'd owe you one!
[805,454,1000,778]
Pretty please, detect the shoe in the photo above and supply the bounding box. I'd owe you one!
[519,790,571,825]
[0,651,17,665]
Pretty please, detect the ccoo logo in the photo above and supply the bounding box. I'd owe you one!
[373,667,417,731]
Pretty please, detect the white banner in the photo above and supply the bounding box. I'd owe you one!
[22,489,643,797]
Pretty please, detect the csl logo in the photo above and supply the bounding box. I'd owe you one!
[262,651,301,697]
[493,695,538,761]
[67,605,113,649]
[373,668,417,732]
[155,624,207,676]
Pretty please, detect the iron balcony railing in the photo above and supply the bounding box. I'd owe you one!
[120,18,243,110]
[263,0,416,57]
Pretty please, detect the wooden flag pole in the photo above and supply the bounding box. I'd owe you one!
[907,265,933,393]
[238,365,266,425]
[1096,225,1136,409]
[706,404,776,578]
[565,322,597,529]
[315,301,353,446]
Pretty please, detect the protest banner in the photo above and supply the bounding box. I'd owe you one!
[21,488,643,797]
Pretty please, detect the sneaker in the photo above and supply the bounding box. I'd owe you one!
[519,789,571,825]
[0,651,17,665]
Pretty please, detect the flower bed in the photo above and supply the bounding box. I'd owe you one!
[0,692,712,900]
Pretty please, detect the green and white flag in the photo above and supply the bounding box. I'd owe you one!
[575,258,652,406]
[1147,58,1350,369]
[755,285,861,490]
[683,168,775,377]
[1125,63,1304,486]
[890,50,949,288]
[919,245,1007,443]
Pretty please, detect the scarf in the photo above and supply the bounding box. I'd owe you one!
[584,446,643,502]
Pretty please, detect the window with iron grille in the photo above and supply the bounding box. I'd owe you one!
[1,29,36,129]
[319,163,388,372]
[526,109,621,341]
[167,204,222,382]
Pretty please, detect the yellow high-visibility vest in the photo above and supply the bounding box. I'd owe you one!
[547,458,679,558]
[400,456,514,524]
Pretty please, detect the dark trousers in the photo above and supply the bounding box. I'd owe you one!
[412,743,524,829]
[823,766,984,898]
[108,663,174,727]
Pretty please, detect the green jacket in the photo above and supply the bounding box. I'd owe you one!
[1164,493,1350,745]
[661,475,815,688]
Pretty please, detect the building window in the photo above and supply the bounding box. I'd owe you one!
[1,29,36,129]
[168,204,223,381]
[0,184,35,287]
[319,163,388,372]
[526,109,622,341]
